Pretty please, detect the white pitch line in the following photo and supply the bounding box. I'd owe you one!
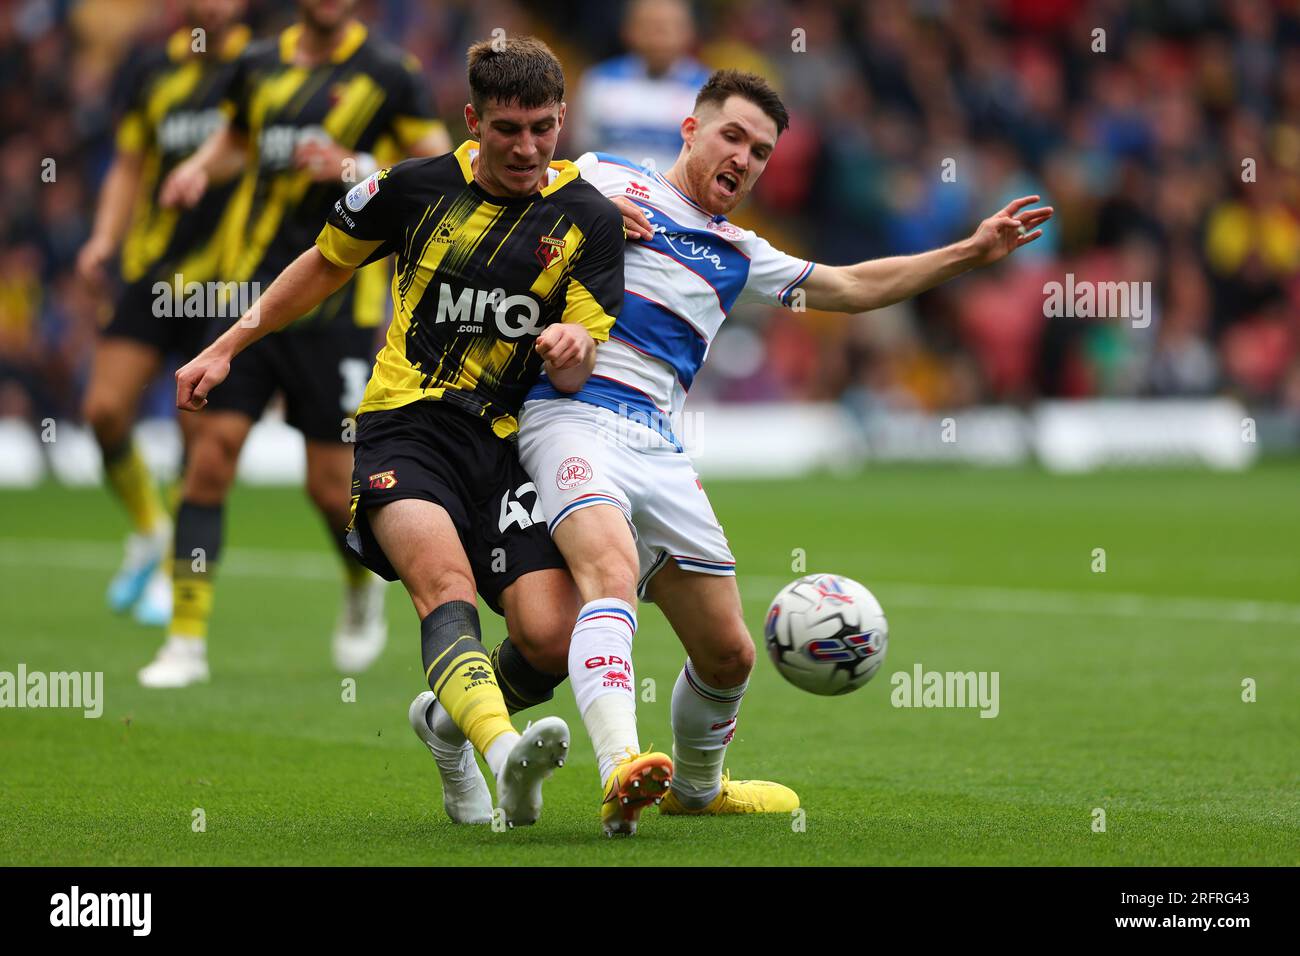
[741,576,1300,625]
[2,537,1298,627]
[0,537,339,582]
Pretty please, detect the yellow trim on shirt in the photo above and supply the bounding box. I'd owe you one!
[563,277,615,343]
[279,20,367,66]
[315,222,382,269]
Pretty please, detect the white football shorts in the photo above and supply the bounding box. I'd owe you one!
[517,398,735,598]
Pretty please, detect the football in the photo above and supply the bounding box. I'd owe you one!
[763,574,889,696]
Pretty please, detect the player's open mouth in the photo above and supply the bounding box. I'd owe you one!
[716,172,739,196]
[506,164,535,178]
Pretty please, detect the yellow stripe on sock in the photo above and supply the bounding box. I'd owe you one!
[431,650,516,757]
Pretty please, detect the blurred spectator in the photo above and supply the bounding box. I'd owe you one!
[3,0,1300,428]
[568,0,710,171]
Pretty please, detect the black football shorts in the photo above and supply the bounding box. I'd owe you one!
[346,399,567,614]
[101,278,207,360]
[201,319,377,442]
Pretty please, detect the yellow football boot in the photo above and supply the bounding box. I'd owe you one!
[600,750,674,837]
[659,771,800,815]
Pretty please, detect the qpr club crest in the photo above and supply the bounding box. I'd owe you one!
[706,218,745,241]
[556,456,592,490]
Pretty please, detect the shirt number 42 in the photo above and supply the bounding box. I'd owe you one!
[499,482,544,533]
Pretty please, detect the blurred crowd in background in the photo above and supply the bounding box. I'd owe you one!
[2,0,1299,429]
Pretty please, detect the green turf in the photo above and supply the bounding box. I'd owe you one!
[1,462,1297,865]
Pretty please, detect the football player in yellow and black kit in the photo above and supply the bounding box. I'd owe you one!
[175,37,625,827]
[145,0,450,687]
[77,0,250,628]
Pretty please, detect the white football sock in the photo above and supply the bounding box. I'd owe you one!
[484,732,520,780]
[568,598,639,784]
[670,657,747,807]
[427,698,468,749]
[586,694,640,784]
[423,698,476,794]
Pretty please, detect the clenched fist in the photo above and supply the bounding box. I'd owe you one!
[535,322,594,371]
[175,347,232,412]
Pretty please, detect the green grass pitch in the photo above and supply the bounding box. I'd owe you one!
[1,462,1297,866]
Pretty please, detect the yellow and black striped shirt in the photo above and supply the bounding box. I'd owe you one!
[315,141,625,438]
[222,21,442,328]
[114,26,251,287]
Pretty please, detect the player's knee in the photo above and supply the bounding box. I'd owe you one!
[570,550,638,605]
[81,392,129,448]
[183,432,239,503]
[305,468,347,519]
[408,572,476,620]
[698,622,756,688]
[509,609,572,674]
[510,630,568,675]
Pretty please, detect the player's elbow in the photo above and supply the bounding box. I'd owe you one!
[831,275,881,314]
[305,247,354,287]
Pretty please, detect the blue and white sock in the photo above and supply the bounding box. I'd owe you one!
[670,657,747,807]
[568,598,640,784]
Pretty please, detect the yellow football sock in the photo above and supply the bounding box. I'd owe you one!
[171,500,223,640]
[422,602,517,756]
[171,559,214,640]
[104,441,165,535]
[342,553,370,590]
[428,644,517,756]
[166,474,183,517]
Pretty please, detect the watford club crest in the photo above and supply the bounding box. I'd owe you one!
[535,233,566,269]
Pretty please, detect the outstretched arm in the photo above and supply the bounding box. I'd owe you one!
[76,150,144,287]
[799,196,1052,314]
[175,248,353,411]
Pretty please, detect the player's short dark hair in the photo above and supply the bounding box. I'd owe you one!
[694,69,789,136]
[466,35,565,116]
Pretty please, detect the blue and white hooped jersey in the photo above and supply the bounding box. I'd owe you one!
[526,151,814,447]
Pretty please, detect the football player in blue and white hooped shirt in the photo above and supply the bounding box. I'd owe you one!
[517,70,1054,835]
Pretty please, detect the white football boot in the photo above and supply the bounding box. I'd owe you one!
[408,692,493,825]
[138,635,209,688]
[494,716,570,828]
[106,524,169,614]
[332,574,388,673]
[132,565,172,627]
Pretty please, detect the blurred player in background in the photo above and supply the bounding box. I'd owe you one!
[569,0,709,172]
[77,0,249,628]
[506,70,1051,835]
[143,0,449,687]
[172,36,625,827]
